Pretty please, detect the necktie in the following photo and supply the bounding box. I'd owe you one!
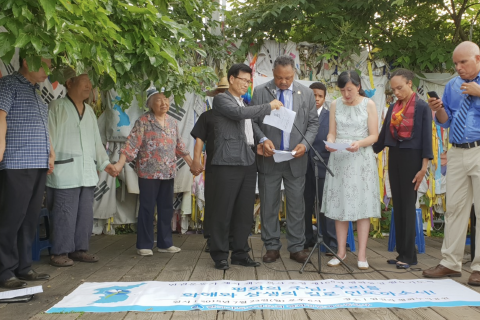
[451,76,479,143]
[279,89,285,150]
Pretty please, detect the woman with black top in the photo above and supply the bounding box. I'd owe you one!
[373,68,433,269]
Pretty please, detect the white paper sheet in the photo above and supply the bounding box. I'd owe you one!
[263,107,296,133]
[0,286,43,299]
[273,150,296,163]
[324,141,351,151]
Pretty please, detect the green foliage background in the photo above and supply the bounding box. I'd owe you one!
[227,0,480,72]
[0,0,226,106]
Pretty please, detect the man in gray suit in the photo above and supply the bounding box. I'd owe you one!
[252,55,319,264]
[209,64,283,270]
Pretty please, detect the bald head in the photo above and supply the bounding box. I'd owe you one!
[454,41,480,56]
[452,41,480,80]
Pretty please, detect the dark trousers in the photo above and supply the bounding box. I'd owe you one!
[209,164,256,262]
[46,187,95,255]
[304,164,337,248]
[137,178,174,250]
[203,170,214,239]
[0,169,47,281]
[203,170,235,248]
[388,146,423,264]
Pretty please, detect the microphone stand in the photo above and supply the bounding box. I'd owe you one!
[265,87,353,274]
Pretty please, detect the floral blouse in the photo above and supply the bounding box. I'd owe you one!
[121,112,189,179]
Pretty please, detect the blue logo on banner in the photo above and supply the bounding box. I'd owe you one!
[92,283,146,304]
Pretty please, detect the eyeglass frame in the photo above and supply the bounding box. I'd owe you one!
[234,76,253,85]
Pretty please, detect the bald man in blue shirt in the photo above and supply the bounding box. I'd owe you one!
[423,41,480,286]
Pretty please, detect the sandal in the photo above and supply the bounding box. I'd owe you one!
[69,251,99,263]
[50,254,74,267]
[387,259,398,264]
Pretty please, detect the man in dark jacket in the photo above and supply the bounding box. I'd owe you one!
[209,64,282,270]
[303,83,337,252]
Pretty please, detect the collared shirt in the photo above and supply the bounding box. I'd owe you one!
[0,72,50,170]
[46,96,110,189]
[233,95,255,146]
[121,112,189,179]
[277,83,294,150]
[317,106,323,116]
[434,71,480,143]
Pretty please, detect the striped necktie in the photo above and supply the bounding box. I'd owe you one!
[279,89,285,150]
[451,76,479,143]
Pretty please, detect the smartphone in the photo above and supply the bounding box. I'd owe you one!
[427,91,440,99]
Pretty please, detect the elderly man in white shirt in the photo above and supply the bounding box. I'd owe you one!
[47,68,117,267]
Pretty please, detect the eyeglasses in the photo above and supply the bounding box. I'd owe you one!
[234,77,252,85]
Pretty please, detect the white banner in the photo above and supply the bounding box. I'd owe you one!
[47,279,480,313]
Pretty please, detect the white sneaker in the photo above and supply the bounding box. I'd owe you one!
[158,246,181,253]
[327,254,347,267]
[137,249,153,256]
[358,260,369,270]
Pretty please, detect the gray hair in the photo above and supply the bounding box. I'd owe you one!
[273,55,295,70]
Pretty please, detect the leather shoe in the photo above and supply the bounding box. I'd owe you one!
[0,277,27,289]
[422,264,461,278]
[17,270,50,281]
[231,257,260,267]
[468,271,480,286]
[290,250,309,263]
[263,250,280,263]
[214,260,229,270]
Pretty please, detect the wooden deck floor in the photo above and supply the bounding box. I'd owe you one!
[1,233,479,320]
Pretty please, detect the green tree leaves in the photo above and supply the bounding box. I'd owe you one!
[228,0,479,72]
[0,0,224,108]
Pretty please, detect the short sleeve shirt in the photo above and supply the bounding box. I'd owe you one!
[0,72,50,170]
[121,112,189,179]
[190,110,215,172]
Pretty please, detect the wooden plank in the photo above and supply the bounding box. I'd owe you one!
[389,308,446,320]
[369,237,480,295]
[32,233,125,282]
[123,312,173,320]
[6,231,480,320]
[261,310,307,320]
[170,250,220,320]
[121,234,188,282]
[171,311,217,320]
[365,237,480,318]
[2,235,136,320]
[155,235,204,282]
[217,310,261,320]
[347,308,400,320]
[30,314,81,320]
[250,236,310,320]
[220,237,261,320]
[80,313,128,320]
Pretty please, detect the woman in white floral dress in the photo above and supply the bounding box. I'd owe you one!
[321,71,381,270]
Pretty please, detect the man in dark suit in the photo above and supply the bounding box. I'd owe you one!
[303,83,337,252]
[209,64,283,270]
[252,55,319,264]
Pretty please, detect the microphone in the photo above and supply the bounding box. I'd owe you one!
[262,83,334,176]
[265,86,277,101]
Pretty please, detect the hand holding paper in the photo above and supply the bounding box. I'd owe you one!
[324,141,351,151]
[273,150,296,163]
[263,107,296,133]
